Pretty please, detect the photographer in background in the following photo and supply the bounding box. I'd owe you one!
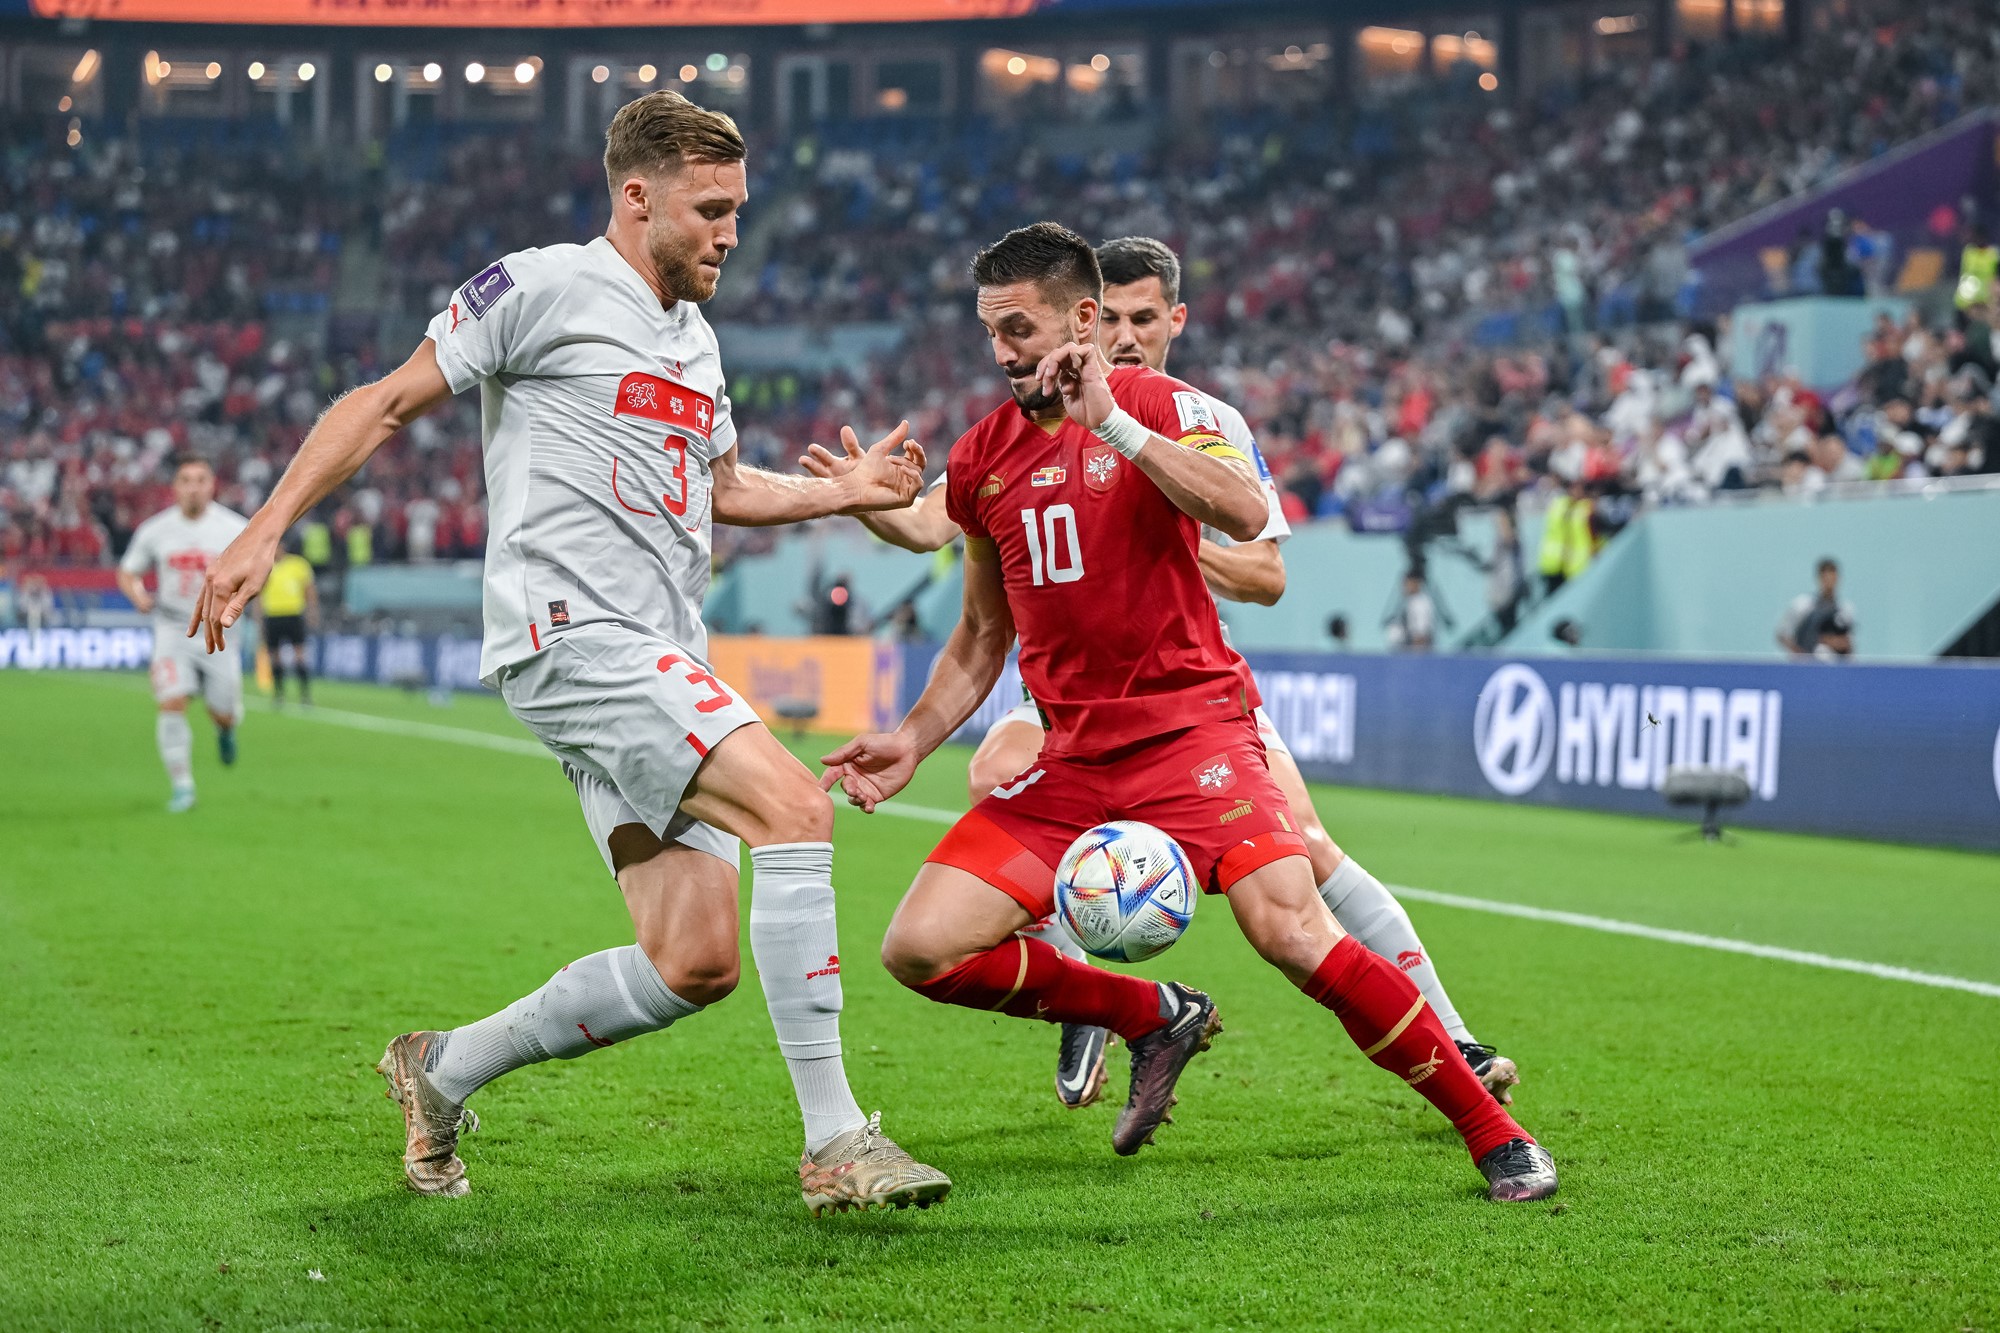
[1776,557,1857,660]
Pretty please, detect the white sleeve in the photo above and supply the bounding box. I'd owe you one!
[1212,396,1291,544]
[708,383,737,459]
[118,518,155,575]
[424,249,570,395]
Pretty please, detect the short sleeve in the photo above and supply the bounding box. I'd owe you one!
[118,521,153,575]
[1216,399,1290,544]
[707,384,738,459]
[943,432,989,540]
[424,249,567,395]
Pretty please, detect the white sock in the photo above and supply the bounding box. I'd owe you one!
[156,712,193,790]
[427,945,701,1104]
[1039,913,1090,963]
[1321,857,1476,1044]
[748,841,867,1153]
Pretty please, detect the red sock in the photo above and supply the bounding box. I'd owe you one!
[911,935,1167,1041]
[1303,936,1528,1163]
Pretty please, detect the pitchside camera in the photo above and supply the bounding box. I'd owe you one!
[1662,765,1753,842]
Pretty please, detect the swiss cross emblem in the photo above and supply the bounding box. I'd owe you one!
[1083,445,1119,491]
[696,402,711,429]
[625,381,657,410]
[1191,755,1237,795]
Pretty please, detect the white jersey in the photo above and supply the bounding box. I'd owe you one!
[426,237,738,683]
[119,502,248,627]
[1196,395,1290,548]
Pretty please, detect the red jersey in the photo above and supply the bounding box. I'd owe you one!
[944,365,1260,757]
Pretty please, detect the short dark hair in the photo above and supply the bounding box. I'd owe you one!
[971,222,1101,310]
[1097,235,1181,305]
[1817,557,1839,575]
[171,454,213,475]
[604,91,745,190]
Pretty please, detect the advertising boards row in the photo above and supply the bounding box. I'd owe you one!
[9,626,1996,850]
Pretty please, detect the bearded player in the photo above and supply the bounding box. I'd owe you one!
[806,235,1519,1115]
[821,223,1556,1201]
[190,92,949,1215]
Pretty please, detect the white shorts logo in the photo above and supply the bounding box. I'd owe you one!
[1474,664,1556,797]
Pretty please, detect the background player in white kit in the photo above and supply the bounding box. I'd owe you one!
[115,456,247,813]
[189,92,950,1215]
[807,236,1519,1111]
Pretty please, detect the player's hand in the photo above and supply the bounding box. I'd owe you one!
[1035,341,1114,430]
[819,731,919,812]
[188,525,281,654]
[831,421,927,513]
[799,441,859,479]
[130,589,156,616]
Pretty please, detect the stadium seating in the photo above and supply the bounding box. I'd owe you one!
[2,0,1997,648]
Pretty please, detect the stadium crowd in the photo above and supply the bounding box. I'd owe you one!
[3,0,1997,585]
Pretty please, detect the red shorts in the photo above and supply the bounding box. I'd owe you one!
[926,714,1309,917]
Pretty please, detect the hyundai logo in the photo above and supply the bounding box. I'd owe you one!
[1474,664,1556,797]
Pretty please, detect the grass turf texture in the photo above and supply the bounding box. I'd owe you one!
[2,670,1996,1332]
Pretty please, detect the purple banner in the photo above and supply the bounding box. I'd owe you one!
[1688,111,1998,316]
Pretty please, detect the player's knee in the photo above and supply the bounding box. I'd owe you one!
[1301,821,1344,885]
[748,780,834,846]
[647,937,740,1007]
[880,921,947,989]
[965,755,1010,803]
[158,697,188,714]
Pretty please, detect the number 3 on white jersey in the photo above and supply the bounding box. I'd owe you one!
[1019,504,1083,586]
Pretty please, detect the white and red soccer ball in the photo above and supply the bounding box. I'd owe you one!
[1054,820,1197,963]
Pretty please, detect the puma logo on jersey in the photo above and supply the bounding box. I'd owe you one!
[1219,799,1255,824]
[979,472,1005,498]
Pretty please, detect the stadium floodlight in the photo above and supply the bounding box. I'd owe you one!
[1090,53,1109,72]
[679,63,697,82]
[157,60,173,78]
[423,62,442,82]
[515,62,535,84]
[67,124,81,147]
[298,62,316,82]
[1007,56,1027,76]
[466,62,485,83]
[705,53,727,71]
[206,62,221,80]
[71,50,100,84]
[248,60,266,79]
[374,63,393,83]
[1479,72,1499,91]
[591,65,610,83]
[58,95,72,111]
[638,63,657,81]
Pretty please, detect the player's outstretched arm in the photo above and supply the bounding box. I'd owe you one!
[820,537,1013,811]
[713,423,926,527]
[1036,342,1266,542]
[799,444,961,552]
[1198,537,1286,606]
[188,340,454,652]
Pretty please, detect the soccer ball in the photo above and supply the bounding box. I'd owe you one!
[1054,821,1198,963]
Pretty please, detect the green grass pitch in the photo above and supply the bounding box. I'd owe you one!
[2,669,1996,1331]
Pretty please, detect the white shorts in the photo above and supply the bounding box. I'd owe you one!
[149,624,244,722]
[1253,704,1292,760]
[498,623,759,878]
